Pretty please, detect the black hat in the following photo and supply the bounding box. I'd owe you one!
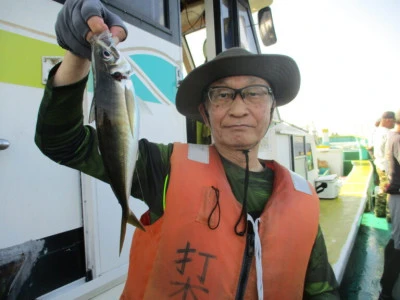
[176,47,301,122]
[382,111,395,119]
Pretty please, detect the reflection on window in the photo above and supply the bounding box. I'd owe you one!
[137,0,165,26]
[185,29,207,67]
[116,0,166,27]
[221,2,232,49]
[220,1,258,53]
[237,2,258,53]
[105,0,179,46]
[306,143,314,171]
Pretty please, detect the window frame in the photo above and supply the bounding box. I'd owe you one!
[102,0,181,46]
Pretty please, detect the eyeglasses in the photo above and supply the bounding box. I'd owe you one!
[207,85,274,107]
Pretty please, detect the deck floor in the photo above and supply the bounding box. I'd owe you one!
[340,212,391,299]
[319,160,374,283]
[318,160,395,299]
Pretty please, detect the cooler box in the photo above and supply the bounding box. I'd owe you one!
[315,174,340,199]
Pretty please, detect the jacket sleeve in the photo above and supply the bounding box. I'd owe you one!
[303,225,341,299]
[34,63,109,182]
[34,64,173,223]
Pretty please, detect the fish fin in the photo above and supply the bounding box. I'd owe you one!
[126,56,137,74]
[89,97,96,124]
[119,213,128,255]
[125,83,136,136]
[128,209,146,232]
[137,96,153,115]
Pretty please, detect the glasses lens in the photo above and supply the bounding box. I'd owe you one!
[242,86,268,99]
[242,86,270,104]
[208,87,234,105]
[207,85,272,107]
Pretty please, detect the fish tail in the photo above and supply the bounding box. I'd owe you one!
[128,210,146,232]
[119,214,127,255]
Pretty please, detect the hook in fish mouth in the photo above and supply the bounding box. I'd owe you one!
[111,72,128,81]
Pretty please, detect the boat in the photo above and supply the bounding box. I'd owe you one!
[0,0,397,298]
[315,135,400,299]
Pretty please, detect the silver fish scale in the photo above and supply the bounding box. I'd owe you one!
[90,31,145,255]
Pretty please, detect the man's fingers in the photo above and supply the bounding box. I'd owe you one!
[86,16,108,41]
[85,16,127,45]
[110,26,127,44]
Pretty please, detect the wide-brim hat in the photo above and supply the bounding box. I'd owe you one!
[176,47,301,122]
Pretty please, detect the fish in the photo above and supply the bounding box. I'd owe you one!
[89,30,145,255]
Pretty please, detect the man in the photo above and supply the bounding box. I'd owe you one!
[373,111,396,220]
[379,110,400,299]
[366,117,382,187]
[367,117,381,160]
[35,0,339,298]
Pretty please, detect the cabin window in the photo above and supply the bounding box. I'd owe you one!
[293,135,305,156]
[103,0,180,46]
[127,0,166,27]
[107,0,167,27]
[291,135,308,179]
[220,1,232,49]
[218,0,259,53]
[237,1,258,53]
[185,29,207,67]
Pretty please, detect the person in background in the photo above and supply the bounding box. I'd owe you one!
[34,0,340,298]
[368,117,383,186]
[367,117,381,160]
[379,110,400,300]
[373,111,396,221]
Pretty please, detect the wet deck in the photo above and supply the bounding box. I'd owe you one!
[319,160,375,283]
[319,160,399,299]
[340,212,391,299]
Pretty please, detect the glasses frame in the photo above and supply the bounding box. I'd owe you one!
[206,84,274,107]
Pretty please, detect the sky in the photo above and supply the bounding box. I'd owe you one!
[260,0,400,138]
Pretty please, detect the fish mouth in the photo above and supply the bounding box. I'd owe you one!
[111,72,128,81]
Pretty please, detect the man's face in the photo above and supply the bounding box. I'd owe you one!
[383,117,395,129]
[199,75,275,152]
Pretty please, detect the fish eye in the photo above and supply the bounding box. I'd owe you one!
[102,50,112,60]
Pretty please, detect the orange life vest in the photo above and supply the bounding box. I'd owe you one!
[121,143,319,299]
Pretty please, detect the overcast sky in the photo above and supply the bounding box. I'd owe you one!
[262,0,400,137]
